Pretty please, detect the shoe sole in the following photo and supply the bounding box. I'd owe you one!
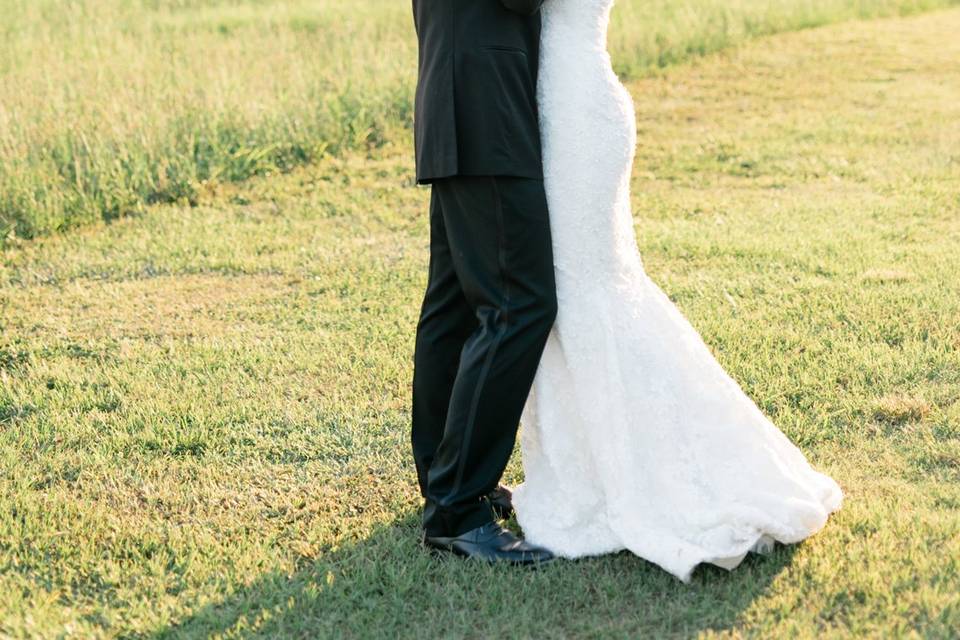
[421,538,556,568]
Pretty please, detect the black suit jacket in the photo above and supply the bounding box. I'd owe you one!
[412,0,545,183]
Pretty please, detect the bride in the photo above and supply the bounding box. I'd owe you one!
[512,0,843,582]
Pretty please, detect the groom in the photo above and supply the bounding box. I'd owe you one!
[410,0,556,565]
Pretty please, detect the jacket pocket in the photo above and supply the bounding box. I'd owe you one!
[481,44,528,56]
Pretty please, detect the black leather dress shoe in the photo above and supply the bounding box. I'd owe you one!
[488,484,514,520]
[424,522,555,566]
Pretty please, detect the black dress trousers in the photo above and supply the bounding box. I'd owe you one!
[412,175,557,537]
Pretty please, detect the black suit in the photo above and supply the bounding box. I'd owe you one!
[412,0,545,183]
[411,0,557,537]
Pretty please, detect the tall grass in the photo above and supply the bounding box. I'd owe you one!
[607,0,960,73]
[1,0,957,241]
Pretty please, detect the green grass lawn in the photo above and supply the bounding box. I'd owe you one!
[2,7,960,639]
[3,0,960,240]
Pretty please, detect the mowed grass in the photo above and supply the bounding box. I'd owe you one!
[3,0,960,241]
[2,7,960,639]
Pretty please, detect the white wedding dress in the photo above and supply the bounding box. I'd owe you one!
[512,0,843,582]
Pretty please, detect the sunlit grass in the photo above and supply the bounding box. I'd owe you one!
[2,0,959,241]
[1,9,959,637]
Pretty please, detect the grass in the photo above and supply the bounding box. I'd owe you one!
[2,6,960,639]
[3,0,960,241]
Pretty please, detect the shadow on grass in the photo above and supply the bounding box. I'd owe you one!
[152,509,798,638]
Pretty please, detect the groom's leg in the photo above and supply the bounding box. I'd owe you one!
[423,175,557,537]
[411,188,477,496]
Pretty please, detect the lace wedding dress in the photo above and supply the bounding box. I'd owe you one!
[512,0,843,582]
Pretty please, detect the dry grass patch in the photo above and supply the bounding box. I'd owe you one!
[872,393,932,425]
[860,268,915,283]
[1,273,298,341]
